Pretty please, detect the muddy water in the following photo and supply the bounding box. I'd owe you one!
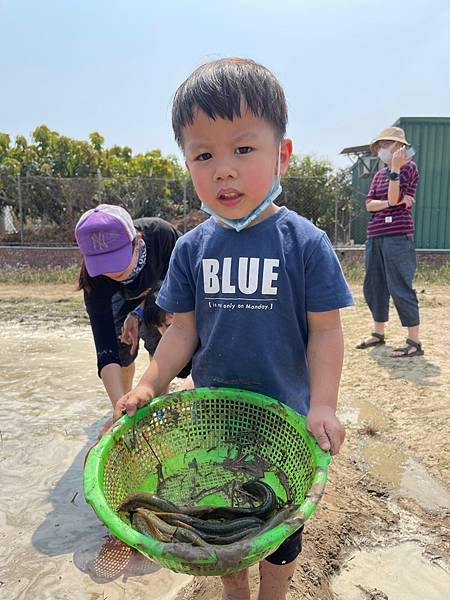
[0,322,191,600]
[335,395,450,598]
[339,398,450,514]
[333,541,450,599]
[361,440,450,514]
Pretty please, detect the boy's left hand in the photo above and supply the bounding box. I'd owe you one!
[306,405,345,455]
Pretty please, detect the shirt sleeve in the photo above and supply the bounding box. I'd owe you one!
[305,234,354,312]
[366,172,380,201]
[84,283,122,375]
[401,163,419,198]
[156,239,196,313]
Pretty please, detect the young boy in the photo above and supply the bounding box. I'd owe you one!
[114,58,353,600]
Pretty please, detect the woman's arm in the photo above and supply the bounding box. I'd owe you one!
[387,177,401,206]
[100,363,130,407]
[366,199,391,212]
[366,171,391,211]
[388,147,413,206]
[306,309,346,455]
[113,310,198,419]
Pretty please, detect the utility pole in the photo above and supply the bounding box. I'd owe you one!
[17,173,24,244]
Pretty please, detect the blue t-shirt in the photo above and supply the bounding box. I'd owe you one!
[157,207,354,415]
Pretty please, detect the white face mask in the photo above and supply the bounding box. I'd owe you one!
[377,144,395,163]
[378,144,415,164]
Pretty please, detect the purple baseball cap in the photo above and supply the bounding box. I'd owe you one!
[75,204,137,277]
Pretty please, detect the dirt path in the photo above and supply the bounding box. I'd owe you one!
[175,285,450,599]
[0,283,449,599]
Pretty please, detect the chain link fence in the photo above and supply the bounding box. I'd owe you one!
[0,174,357,246]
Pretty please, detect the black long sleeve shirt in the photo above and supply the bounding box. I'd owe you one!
[83,217,180,375]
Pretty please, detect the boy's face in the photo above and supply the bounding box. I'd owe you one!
[183,109,292,223]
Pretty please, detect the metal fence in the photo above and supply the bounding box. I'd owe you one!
[0,174,354,246]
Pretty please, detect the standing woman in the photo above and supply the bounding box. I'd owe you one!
[356,127,424,357]
[75,204,181,411]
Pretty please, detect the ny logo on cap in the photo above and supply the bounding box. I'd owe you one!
[91,232,109,250]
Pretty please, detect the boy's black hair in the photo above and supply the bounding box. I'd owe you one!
[172,57,288,148]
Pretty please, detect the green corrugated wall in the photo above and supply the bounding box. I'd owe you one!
[350,117,450,249]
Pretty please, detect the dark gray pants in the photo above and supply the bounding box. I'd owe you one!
[363,235,419,327]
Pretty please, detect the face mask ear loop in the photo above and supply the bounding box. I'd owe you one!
[276,143,282,178]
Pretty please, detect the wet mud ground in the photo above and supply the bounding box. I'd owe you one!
[0,283,449,599]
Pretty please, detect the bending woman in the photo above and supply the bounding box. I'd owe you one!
[75,204,182,410]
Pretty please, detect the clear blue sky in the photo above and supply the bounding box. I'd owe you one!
[1,0,449,168]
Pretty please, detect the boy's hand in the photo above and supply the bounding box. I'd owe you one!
[306,405,345,455]
[113,384,155,421]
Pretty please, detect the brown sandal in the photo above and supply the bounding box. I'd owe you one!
[356,332,385,349]
[391,339,424,358]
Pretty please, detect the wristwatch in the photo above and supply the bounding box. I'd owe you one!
[131,305,144,321]
[389,171,400,181]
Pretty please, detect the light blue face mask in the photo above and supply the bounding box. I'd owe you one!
[200,146,283,232]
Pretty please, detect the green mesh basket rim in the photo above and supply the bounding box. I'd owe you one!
[84,387,330,571]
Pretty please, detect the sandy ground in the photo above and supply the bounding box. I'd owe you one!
[0,283,449,599]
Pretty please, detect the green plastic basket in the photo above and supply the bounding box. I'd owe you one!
[84,387,330,576]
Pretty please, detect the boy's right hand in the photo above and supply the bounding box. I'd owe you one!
[113,384,155,421]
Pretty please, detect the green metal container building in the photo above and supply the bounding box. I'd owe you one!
[342,117,450,249]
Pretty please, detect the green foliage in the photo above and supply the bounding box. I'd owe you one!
[341,261,450,285]
[0,126,186,234]
[0,133,11,159]
[89,131,104,152]
[282,155,352,241]
[0,127,353,244]
[0,125,180,180]
[0,265,80,285]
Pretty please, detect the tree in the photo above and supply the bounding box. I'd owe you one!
[0,126,186,239]
[281,155,352,242]
[0,128,352,244]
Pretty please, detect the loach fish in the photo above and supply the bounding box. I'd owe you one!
[135,508,261,546]
[181,480,277,520]
[166,517,262,545]
[241,480,277,519]
[155,512,264,534]
[136,508,208,547]
[119,492,217,517]
[119,481,276,521]
[119,493,180,514]
[122,480,280,547]
[132,512,172,543]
